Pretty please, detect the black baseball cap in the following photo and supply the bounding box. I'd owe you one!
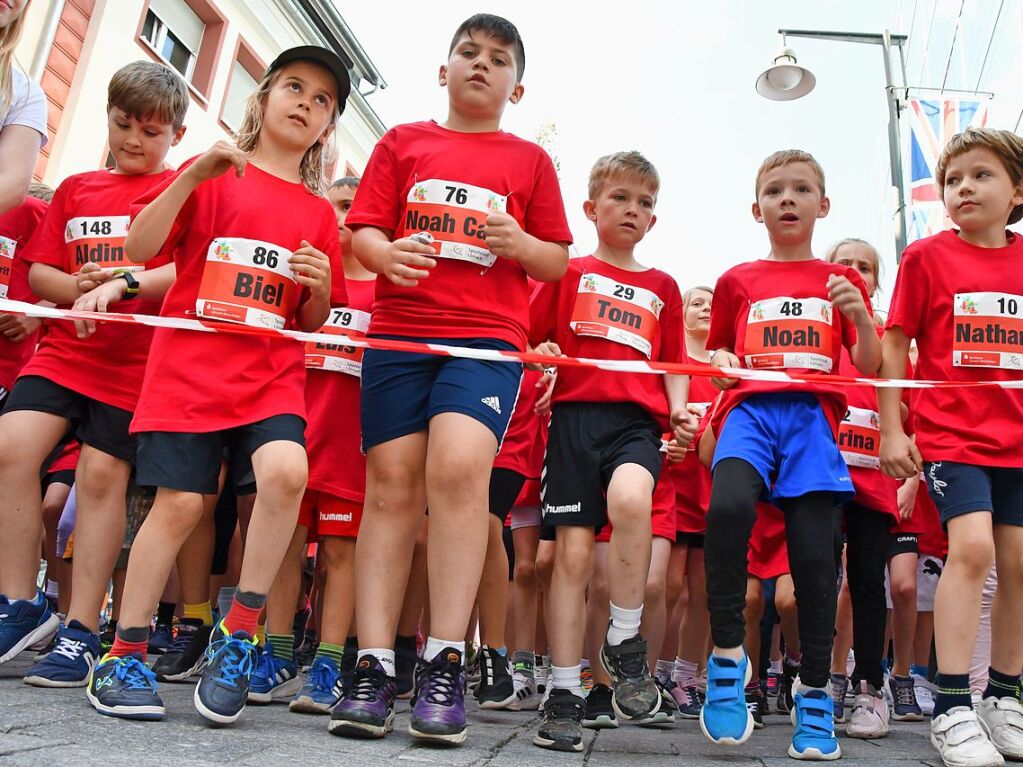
[267,45,351,115]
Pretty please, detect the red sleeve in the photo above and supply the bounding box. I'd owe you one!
[322,210,347,307]
[528,278,560,347]
[706,271,737,352]
[4,199,48,302]
[522,152,572,245]
[886,248,926,339]
[345,131,400,234]
[20,181,70,268]
[658,279,686,363]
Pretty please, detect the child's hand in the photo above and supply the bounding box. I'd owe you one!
[0,313,41,343]
[828,274,869,322]
[74,262,112,294]
[186,141,248,183]
[484,212,527,261]
[290,241,331,303]
[671,408,699,449]
[709,349,741,390]
[665,439,688,463]
[881,431,922,479]
[71,278,128,338]
[531,342,563,417]
[383,236,437,287]
[897,473,920,520]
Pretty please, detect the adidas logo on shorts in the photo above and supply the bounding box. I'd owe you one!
[481,396,501,414]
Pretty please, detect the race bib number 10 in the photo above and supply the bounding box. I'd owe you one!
[304,307,371,376]
[743,297,834,372]
[64,216,139,274]
[196,238,297,330]
[569,273,664,358]
[838,406,881,469]
[953,292,1023,370]
[0,235,15,300]
[405,179,506,268]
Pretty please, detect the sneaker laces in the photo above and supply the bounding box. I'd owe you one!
[348,665,388,701]
[679,684,700,707]
[893,678,916,707]
[307,658,337,691]
[611,647,647,679]
[167,625,198,654]
[420,657,462,706]
[546,692,585,720]
[52,635,88,661]
[209,636,255,688]
[115,656,158,691]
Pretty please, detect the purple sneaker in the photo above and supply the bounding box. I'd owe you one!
[409,647,467,745]
[328,655,396,739]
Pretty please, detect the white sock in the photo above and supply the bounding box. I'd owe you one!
[655,658,674,684]
[552,663,584,698]
[45,580,59,599]
[424,636,464,663]
[606,602,643,646]
[672,657,698,687]
[358,648,395,677]
[770,658,782,674]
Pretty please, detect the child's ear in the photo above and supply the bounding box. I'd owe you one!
[817,195,831,219]
[508,83,524,104]
[171,125,187,146]
[582,199,597,221]
[646,213,657,233]
[751,201,763,223]
[438,65,448,87]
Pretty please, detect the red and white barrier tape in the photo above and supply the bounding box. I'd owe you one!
[2,298,1022,390]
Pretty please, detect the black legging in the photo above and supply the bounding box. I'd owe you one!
[704,458,838,689]
[843,502,891,690]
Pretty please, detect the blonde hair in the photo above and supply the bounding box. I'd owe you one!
[755,149,826,197]
[235,67,337,195]
[0,1,30,120]
[108,61,189,130]
[825,238,881,296]
[683,285,714,312]
[587,150,660,201]
[936,127,1023,225]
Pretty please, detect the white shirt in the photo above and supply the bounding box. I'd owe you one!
[2,67,47,146]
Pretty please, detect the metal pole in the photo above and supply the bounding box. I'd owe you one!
[882,30,909,262]
[30,0,66,82]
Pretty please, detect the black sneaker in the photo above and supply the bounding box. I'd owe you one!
[533,688,586,752]
[582,683,618,730]
[192,620,258,725]
[746,687,767,729]
[599,633,659,720]
[888,674,923,721]
[776,658,798,715]
[153,620,212,682]
[395,641,417,700]
[294,632,317,671]
[87,653,165,720]
[475,645,516,709]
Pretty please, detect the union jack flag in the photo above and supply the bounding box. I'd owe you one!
[907,99,988,243]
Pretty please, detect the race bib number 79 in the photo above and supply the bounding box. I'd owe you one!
[196,238,297,329]
[304,307,371,376]
[953,292,1023,370]
[405,179,506,268]
[743,297,834,372]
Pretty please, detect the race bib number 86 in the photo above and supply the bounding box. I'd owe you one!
[405,179,506,268]
[953,292,1023,370]
[743,297,833,372]
[196,238,297,329]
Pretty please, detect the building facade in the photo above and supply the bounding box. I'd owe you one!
[14,0,387,185]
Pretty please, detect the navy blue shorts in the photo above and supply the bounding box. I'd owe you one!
[713,393,854,504]
[924,460,1023,527]
[360,335,522,451]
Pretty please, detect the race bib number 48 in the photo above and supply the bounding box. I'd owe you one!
[743,297,834,372]
[64,216,139,273]
[0,235,15,300]
[405,179,506,268]
[839,406,880,469]
[196,238,297,330]
[304,307,371,376]
[570,273,664,358]
[953,292,1023,370]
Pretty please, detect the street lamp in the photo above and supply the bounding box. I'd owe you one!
[756,30,909,260]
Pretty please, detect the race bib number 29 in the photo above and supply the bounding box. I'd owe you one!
[0,235,15,300]
[405,179,506,268]
[744,297,834,372]
[569,273,664,358]
[196,238,297,329]
[953,292,1023,370]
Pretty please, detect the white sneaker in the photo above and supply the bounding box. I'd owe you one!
[977,696,1023,760]
[508,671,540,711]
[931,707,1005,767]
[914,674,937,717]
[846,681,890,739]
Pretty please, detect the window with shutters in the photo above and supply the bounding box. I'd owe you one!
[220,39,264,134]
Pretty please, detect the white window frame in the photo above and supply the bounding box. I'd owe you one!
[139,3,203,82]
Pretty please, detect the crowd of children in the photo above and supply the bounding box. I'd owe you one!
[0,7,1021,766]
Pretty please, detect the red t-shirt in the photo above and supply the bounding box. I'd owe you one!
[494,367,544,477]
[346,121,572,351]
[19,171,174,411]
[130,162,344,433]
[670,367,715,534]
[529,255,687,426]
[707,259,868,437]
[914,484,947,557]
[886,229,1023,467]
[748,502,789,580]
[304,276,373,502]
[0,196,48,391]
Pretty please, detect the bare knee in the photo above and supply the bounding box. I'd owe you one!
[257,458,308,501]
[318,536,355,571]
[514,558,538,590]
[151,491,205,535]
[75,453,129,499]
[949,537,995,580]
[368,462,424,514]
[890,576,917,609]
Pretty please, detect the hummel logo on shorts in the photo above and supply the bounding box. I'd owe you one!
[481,396,501,414]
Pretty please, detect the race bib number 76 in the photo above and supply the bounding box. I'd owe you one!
[405,179,506,268]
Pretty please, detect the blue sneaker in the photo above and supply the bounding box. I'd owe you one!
[192,621,258,724]
[148,623,174,655]
[248,640,303,703]
[789,688,841,760]
[699,653,754,745]
[24,620,100,687]
[0,591,60,664]
[290,655,343,714]
[86,653,165,720]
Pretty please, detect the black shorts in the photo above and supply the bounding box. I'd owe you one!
[489,467,527,523]
[137,414,305,495]
[41,469,76,494]
[676,531,705,548]
[924,460,1023,527]
[888,532,919,558]
[4,376,137,463]
[540,402,662,532]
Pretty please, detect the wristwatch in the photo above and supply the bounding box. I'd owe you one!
[116,271,141,299]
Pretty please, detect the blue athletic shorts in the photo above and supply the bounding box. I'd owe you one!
[713,393,854,504]
[360,335,522,451]
[923,460,1023,527]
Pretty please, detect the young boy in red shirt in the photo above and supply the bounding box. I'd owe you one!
[880,127,1023,767]
[701,150,880,760]
[528,151,698,752]
[0,62,187,683]
[329,14,571,746]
